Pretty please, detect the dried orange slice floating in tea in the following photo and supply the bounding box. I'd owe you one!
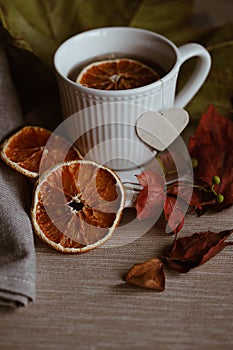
[76,58,160,90]
[31,160,125,253]
[0,126,81,178]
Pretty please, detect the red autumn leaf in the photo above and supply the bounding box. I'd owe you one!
[164,195,185,234]
[125,258,165,291]
[135,172,188,234]
[188,105,233,213]
[167,181,216,214]
[135,171,165,220]
[165,182,195,233]
[166,229,233,273]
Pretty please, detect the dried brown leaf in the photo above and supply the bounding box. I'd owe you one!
[167,229,233,273]
[125,258,165,291]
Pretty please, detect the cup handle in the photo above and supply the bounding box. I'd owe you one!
[175,43,211,108]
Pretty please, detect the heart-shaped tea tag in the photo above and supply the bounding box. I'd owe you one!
[136,107,189,151]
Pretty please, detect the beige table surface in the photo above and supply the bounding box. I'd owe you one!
[0,206,233,350]
[0,1,233,349]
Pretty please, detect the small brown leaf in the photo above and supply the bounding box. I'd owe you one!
[167,230,233,273]
[125,258,165,291]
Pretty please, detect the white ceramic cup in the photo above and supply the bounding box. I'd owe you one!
[54,26,211,116]
[54,27,210,187]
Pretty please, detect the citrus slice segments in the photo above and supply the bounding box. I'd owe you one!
[0,126,81,178]
[31,160,125,253]
[76,58,160,90]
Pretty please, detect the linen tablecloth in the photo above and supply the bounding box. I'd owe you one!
[0,41,35,307]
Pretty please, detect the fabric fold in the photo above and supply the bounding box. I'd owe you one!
[0,41,36,307]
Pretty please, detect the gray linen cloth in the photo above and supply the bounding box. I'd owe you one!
[0,42,36,307]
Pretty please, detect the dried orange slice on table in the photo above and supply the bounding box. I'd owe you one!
[77,58,160,90]
[31,160,125,253]
[0,127,126,253]
[0,126,81,178]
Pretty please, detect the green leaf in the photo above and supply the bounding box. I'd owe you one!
[75,0,141,30]
[129,0,201,45]
[0,0,61,65]
[0,0,141,66]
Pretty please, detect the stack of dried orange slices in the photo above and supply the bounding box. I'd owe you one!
[0,126,125,253]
